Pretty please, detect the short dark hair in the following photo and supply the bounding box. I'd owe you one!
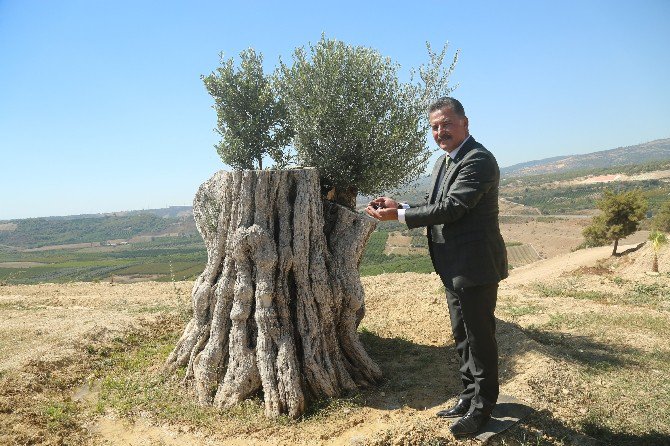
[428,97,466,117]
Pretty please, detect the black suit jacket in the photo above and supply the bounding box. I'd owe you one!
[405,136,508,288]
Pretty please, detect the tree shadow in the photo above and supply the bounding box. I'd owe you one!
[519,326,642,371]
[579,421,670,446]
[614,241,646,257]
[494,408,670,446]
[358,330,462,411]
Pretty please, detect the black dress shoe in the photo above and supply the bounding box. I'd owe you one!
[436,398,471,418]
[450,409,491,437]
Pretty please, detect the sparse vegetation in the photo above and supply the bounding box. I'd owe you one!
[2,258,670,445]
[653,200,670,232]
[532,277,670,311]
[502,303,543,320]
[532,282,610,303]
[649,230,668,273]
[501,180,665,215]
[501,158,670,187]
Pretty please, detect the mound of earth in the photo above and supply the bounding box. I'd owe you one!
[606,242,669,278]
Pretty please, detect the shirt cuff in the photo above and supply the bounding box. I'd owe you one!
[397,203,409,224]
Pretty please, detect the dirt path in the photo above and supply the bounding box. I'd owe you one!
[503,245,612,286]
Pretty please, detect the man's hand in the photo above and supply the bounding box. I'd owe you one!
[365,196,399,221]
[369,196,399,210]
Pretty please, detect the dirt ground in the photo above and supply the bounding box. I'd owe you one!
[499,217,649,260]
[1,240,669,445]
[499,219,588,259]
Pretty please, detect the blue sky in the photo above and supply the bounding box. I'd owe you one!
[1,0,669,220]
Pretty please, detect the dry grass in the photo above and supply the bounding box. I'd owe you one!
[1,243,669,445]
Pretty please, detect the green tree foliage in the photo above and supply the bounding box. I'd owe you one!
[649,230,668,273]
[203,48,293,169]
[276,37,458,208]
[653,200,670,232]
[582,189,649,255]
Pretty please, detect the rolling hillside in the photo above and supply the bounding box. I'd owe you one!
[501,137,670,177]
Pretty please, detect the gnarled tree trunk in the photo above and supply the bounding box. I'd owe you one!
[166,168,382,418]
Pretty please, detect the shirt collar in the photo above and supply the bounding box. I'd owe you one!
[447,134,471,160]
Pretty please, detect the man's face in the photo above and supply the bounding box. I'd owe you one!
[429,106,469,153]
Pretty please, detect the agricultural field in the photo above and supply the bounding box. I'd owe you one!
[0,236,206,285]
[359,229,434,276]
[0,208,645,286]
[506,244,542,268]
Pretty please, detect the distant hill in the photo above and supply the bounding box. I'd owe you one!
[14,206,194,221]
[0,208,197,249]
[501,138,670,177]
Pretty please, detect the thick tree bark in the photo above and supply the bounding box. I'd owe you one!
[166,168,382,418]
[325,186,358,210]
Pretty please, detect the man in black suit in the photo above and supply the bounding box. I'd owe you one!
[366,97,508,437]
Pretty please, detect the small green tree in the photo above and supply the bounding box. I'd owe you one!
[582,189,649,255]
[653,200,670,232]
[277,37,458,208]
[649,230,667,273]
[203,48,293,169]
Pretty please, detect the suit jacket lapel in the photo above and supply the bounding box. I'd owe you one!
[430,153,446,187]
[439,137,477,201]
[436,156,453,201]
[428,153,447,203]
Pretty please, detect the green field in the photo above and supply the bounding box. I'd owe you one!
[0,236,207,284]
[359,230,434,276]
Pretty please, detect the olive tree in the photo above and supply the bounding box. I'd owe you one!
[203,48,293,169]
[167,39,458,418]
[276,37,458,208]
[582,189,648,255]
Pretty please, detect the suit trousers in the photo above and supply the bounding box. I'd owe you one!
[430,242,499,413]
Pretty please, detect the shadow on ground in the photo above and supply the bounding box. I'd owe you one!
[359,330,461,411]
[522,328,641,370]
[359,320,669,446]
[497,409,670,446]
